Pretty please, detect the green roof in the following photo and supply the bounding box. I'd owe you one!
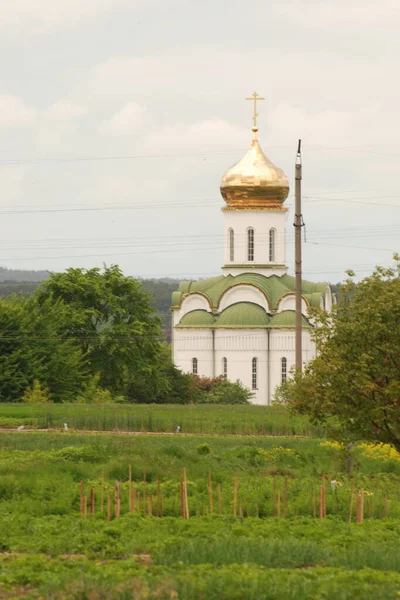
[268,310,312,329]
[214,302,270,328]
[177,310,216,328]
[171,272,329,310]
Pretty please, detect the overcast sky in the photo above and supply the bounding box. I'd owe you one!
[0,0,399,283]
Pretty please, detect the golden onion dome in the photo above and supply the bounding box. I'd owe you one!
[220,128,289,209]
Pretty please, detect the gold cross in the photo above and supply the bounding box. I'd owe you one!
[245,92,265,129]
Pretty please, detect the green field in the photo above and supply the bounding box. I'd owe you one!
[2,414,400,599]
[0,403,325,437]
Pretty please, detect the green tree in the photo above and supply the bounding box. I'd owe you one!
[0,295,88,402]
[37,266,163,396]
[22,379,51,403]
[278,258,400,451]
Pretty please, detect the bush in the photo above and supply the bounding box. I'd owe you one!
[21,380,51,404]
[197,443,212,455]
[190,377,252,405]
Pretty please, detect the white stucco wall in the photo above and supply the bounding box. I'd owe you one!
[173,329,214,378]
[173,326,317,406]
[269,330,316,399]
[222,208,288,269]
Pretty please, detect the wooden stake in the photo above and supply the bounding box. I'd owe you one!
[90,487,95,515]
[148,494,153,517]
[180,482,185,518]
[137,492,141,514]
[208,472,213,514]
[83,496,87,516]
[359,488,364,523]
[115,481,120,518]
[128,465,132,513]
[320,485,325,519]
[239,505,243,519]
[277,489,281,517]
[107,492,112,521]
[233,477,238,518]
[217,484,222,514]
[100,472,104,514]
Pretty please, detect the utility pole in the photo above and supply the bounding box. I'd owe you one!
[294,140,303,372]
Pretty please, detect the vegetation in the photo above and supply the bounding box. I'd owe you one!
[279,259,400,451]
[0,403,322,436]
[2,431,400,598]
[0,266,179,342]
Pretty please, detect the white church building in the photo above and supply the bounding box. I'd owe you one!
[171,101,333,405]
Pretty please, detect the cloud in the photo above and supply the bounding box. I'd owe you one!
[269,104,353,147]
[275,0,400,28]
[45,102,87,121]
[0,0,133,33]
[0,95,36,128]
[99,103,146,135]
[143,119,249,154]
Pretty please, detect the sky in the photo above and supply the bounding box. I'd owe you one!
[0,0,399,283]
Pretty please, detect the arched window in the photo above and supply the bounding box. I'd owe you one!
[247,228,255,262]
[252,357,258,390]
[192,357,198,375]
[269,228,276,262]
[281,357,287,384]
[229,229,234,262]
[222,357,227,380]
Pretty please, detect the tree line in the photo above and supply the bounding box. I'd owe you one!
[0,266,251,405]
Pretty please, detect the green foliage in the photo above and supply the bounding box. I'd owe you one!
[75,375,115,404]
[3,431,400,597]
[37,266,163,398]
[0,294,88,402]
[189,376,252,405]
[22,380,51,404]
[279,257,400,451]
[197,443,212,455]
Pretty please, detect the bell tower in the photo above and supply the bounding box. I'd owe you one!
[219,93,290,277]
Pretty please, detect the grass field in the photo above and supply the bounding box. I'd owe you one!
[2,422,400,598]
[0,403,325,436]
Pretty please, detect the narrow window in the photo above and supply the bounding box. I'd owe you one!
[222,357,228,380]
[281,357,287,384]
[252,357,258,390]
[248,228,255,262]
[192,357,198,375]
[229,229,234,262]
[269,228,276,262]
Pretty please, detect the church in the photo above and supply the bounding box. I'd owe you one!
[171,96,334,405]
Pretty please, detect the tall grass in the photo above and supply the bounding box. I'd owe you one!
[0,403,324,437]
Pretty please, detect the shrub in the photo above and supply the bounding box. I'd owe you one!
[21,380,51,404]
[197,443,212,455]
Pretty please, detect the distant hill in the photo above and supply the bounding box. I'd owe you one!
[0,266,179,342]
